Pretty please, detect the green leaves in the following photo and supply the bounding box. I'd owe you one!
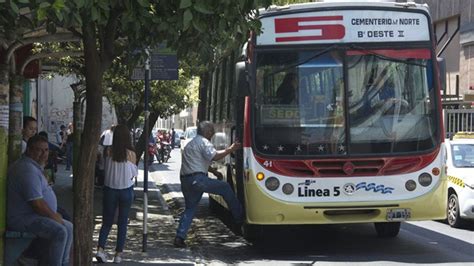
[179,0,192,9]
[10,1,19,14]
[52,0,65,11]
[192,18,205,33]
[75,0,85,9]
[137,0,149,8]
[91,6,99,21]
[183,9,193,30]
[193,2,214,14]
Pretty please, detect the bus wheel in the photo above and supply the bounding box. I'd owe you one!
[374,222,400,238]
[447,193,464,228]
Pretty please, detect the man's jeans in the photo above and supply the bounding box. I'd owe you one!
[98,186,134,252]
[176,173,243,240]
[25,217,73,266]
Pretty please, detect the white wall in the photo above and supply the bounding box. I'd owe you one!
[36,75,117,141]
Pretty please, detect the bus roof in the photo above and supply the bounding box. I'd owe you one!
[259,1,429,16]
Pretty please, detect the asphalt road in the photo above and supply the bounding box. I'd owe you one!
[151,148,474,265]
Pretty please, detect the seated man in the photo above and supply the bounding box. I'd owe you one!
[7,135,73,266]
[276,72,298,104]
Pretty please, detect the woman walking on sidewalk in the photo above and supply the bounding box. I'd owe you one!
[95,124,137,264]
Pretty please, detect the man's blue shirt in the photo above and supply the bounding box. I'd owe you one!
[7,155,58,231]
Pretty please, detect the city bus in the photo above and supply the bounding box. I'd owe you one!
[201,1,447,239]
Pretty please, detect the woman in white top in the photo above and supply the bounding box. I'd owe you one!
[95,124,137,264]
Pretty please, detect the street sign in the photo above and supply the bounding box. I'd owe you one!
[131,53,178,80]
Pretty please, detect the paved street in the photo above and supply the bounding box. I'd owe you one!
[152,149,474,265]
[52,148,474,265]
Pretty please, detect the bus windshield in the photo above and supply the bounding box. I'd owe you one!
[254,48,438,156]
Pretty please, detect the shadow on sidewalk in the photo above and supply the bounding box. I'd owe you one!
[53,162,197,265]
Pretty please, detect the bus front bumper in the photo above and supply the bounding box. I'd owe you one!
[245,179,447,225]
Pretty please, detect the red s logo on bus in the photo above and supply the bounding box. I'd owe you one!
[274,16,345,42]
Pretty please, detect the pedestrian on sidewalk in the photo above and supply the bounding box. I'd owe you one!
[38,131,61,184]
[21,116,37,154]
[174,121,243,248]
[95,124,137,264]
[65,123,74,171]
[170,128,176,149]
[96,125,115,187]
[7,135,73,266]
[56,125,66,148]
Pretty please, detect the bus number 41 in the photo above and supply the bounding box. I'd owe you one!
[263,161,273,168]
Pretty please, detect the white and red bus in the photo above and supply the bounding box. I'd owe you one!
[201,1,446,239]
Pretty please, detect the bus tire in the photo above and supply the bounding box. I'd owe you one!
[447,193,464,228]
[374,222,400,238]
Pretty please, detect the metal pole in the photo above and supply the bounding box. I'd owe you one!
[132,92,136,147]
[142,49,150,252]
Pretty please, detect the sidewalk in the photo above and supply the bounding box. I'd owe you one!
[53,162,197,265]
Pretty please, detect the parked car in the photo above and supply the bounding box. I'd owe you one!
[181,126,197,149]
[445,136,474,228]
[173,129,183,148]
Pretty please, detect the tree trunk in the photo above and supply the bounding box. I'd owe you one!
[73,26,103,265]
[198,73,209,121]
[72,100,82,174]
[8,74,24,165]
[126,104,143,130]
[115,103,128,125]
[0,64,10,264]
[134,111,158,164]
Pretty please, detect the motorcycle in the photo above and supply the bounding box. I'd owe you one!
[147,142,158,165]
[157,138,171,163]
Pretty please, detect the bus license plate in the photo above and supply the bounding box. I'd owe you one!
[386,208,411,221]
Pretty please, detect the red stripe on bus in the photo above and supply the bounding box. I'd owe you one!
[347,49,431,59]
[275,16,343,33]
[254,147,440,177]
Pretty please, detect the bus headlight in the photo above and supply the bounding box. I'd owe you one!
[256,172,265,181]
[418,173,432,187]
[282,183,294,195]
[405,180,416,191]
[265,177,280,191]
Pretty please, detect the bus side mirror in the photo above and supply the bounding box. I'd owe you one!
[235,61,248,95]
[437,57,446,91]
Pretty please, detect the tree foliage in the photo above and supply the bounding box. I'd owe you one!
[2,0,274,263]
[103,56,198,126]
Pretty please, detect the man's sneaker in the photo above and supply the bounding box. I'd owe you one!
[113,255,122,264]
[232,221,244,236]
[95,250,108,263]
[173,236,187,248]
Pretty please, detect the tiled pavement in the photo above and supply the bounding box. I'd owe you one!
[53,162,197,265]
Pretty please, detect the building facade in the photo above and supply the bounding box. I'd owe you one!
[404,0,474,105]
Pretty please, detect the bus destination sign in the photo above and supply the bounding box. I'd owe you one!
[258,10,430,45]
